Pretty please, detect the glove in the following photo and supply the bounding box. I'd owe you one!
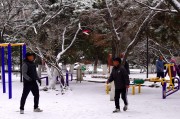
[37,79,42,86]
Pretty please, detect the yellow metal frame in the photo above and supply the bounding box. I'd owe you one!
[132,84,141,95]
[0,43,25,47]
[149,63,175,89]
[165,64,174,89]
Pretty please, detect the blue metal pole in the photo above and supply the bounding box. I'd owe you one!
[1,47,6,93]
[66,70,69,86]
[46,76,49,86]
[71,73,73,81]
[22,44,26,59]
[162,82,166,99]
[8,44,12,99]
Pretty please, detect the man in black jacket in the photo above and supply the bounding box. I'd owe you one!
[107,57,130,113]
[20,52,43,114]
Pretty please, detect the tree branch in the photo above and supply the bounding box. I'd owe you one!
[123,0,164,64]
[34,0,47,14]
[56,23,81,62]
[166,0,180,12]
[134,0,178,13]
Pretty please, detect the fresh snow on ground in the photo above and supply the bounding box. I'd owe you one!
[0,72,180,119]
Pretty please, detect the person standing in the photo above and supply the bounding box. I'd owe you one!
[20,52,43,114]
[156,56,165,79]
[107,57,130,113]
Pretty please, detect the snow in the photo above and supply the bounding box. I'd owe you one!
[0,72,180,119]
[172,0,180,10]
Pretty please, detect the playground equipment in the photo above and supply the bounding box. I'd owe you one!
[162,77,180,99]
[106,79,145,95]
[106,63,180,99]
[0,43,26,99]
[40,76,49,86]
[132,79,145,95]
[147,63,180,99]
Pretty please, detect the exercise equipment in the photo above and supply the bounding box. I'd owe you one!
[148,63,180,99]
[132,79,145,95]
[0,43,26,99]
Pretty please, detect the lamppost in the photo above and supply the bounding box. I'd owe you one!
[146,25,149,78]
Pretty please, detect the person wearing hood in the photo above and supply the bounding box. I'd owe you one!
[107,57,130,113]
[20,52,43,114]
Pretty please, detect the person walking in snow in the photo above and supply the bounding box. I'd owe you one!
[107,57,130,113]
[20,52,43,114]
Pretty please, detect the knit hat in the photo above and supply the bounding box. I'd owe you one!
[113,57,121,63]
[25,52,36,60]
[25,52,34,57]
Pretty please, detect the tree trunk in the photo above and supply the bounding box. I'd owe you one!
[94,56,98,73]
[111,37,121,58]
[37,65,42,78]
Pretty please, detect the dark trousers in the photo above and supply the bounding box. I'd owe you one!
[114,88,128,109]
[20,82,39,110]
[157,72,165,78]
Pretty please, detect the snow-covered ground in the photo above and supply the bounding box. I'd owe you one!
[0,72,180,119]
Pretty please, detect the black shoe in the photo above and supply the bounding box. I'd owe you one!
[123,105,128,111]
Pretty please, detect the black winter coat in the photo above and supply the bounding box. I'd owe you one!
[22,59,39,84]
[108,65,130,89]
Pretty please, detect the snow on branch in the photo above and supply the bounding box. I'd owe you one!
[123,0,164,64]
[149,39,173,56]
[167,0,180,12]
[34,0,47,14]
[62,26,67,51]
[134,0,178,13]
[33,25,38,34]
[105,0,121,41]
[43,8,64,25]
[56,23,81,62]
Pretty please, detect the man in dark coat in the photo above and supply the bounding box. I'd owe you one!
[20,52,43,114]
[107,57,130,113]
